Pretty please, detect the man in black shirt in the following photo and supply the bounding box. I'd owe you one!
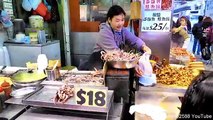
[192,16,203,55]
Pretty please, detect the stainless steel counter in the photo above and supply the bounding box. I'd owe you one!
[135,86,184,120]
[4,40,61,66]
[4,40,59,47]
[2,91,122,120]
[0,104,28,119]
[16,103,123,120]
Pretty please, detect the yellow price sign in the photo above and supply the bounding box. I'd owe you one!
[75,87,107,108]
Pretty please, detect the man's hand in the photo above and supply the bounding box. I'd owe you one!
[142,45,151,54]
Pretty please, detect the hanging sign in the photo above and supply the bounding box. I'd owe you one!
[75,86,107,108]
[143,0,161,10]
[142,0,172,10]
[141,10,171,32]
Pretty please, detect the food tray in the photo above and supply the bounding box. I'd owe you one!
[155,70,211,92]
[42,71,105,86]
[22,85,114,113]
[10,87,38,98]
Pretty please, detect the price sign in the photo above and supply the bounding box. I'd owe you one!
[75,86,107,108]
[141,10,171,32]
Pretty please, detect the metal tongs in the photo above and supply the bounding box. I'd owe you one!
[0,66,6,74]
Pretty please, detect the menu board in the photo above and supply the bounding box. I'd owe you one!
[141,10,171,32]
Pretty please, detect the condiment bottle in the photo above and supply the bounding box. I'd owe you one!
[0,86,5,113]
[1,80,11,99]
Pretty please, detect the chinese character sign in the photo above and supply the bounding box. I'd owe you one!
[142,0,172,10]
[141,11,171,32]
[143,0,161,10]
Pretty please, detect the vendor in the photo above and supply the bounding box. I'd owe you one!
[78,5,151,71]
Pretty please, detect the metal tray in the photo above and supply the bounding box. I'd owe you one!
[10,87,37,98]
[42,70,105,86]
[22,85,114,113]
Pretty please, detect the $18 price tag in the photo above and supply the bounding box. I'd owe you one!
[75,87,107,108]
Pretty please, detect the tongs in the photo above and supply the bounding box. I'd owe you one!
[0,66,6,74]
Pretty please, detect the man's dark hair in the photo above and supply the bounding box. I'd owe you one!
[198,16,203,22]
[178,72,213,118]
[106,5,126,20]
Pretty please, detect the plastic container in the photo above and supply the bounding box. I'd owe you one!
[37,54,48,73]
[34,2,48,17]
[1,80,11,99]
[139,74,157,87]
[0,87,5,113]
[46,68,60,81]
[15,32,25,42]
[29,15,44,29]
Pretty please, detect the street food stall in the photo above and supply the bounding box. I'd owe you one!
[0,0,211,120]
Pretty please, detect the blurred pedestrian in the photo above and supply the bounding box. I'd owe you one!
[200,17,213,60]
[192,16,203,55]
[171,16,191,48]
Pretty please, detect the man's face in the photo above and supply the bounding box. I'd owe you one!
[108,14,125,31]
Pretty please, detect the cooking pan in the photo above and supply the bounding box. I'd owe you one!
[11,70,46,88]
[107,59,138,69]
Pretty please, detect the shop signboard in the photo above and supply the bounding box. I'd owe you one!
[141,10,171,32]
[205,0,213,18]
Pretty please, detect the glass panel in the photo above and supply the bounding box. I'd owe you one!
[79,0,130,23]
[113,0,130,22]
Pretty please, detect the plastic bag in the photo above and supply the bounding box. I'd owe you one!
[22,0,32,11]
[139,52,153,75]
[129,104,167,120]
[0,10,13,28]
[29,0,42,10]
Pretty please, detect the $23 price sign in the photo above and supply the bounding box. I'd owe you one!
[75,87,107,108]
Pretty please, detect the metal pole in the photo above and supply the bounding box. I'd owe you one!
[63,0,71,65]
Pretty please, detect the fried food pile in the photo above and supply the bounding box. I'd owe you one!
[170,47,196,62]
[54,84,74,104]
[100,50,140,61]
[153,60,196,87]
